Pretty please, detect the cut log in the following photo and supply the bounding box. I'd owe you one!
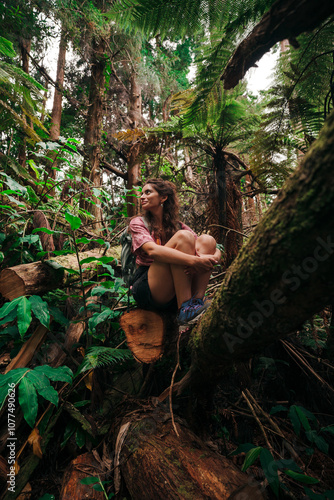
[0,261,64,301]
[0,247,120,300]
[120,309,166,363]
[59,452,104,499]
[117,410,266,500]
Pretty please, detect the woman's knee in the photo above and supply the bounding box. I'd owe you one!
[196,234,216,254]
[171,230,196,251]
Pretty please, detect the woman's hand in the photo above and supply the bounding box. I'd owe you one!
[184,254,218,275]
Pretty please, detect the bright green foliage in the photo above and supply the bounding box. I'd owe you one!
[111,0,275,40]
[0,37,46,143]
[65,210,82,231]
[0,295,51,338]
[0,36,16,58]
[80,476,114,497]
[77,346,133,374]
[0,365,73,427]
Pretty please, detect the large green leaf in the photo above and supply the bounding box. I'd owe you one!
[29,295,50,328]
[0,296,22,319]
[284,470,319,484]
[34,365,73,384]
[0,308,18,325]
[79,257,99,265]
[0,368,29,387]
[48,306,69,326]
[88,308,116,332]
[18,377,38,427]
[38,386,59,406]
[241,446,262,471]
[32,227,55,235]
[26,370,50,391]
[17,296,32,337]
[65,211,81,231]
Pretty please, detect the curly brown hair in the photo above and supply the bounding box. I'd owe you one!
[141,178,180,243]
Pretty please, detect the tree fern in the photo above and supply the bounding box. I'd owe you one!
[77,346,133,374]
[110,0,226,39]
[0,39,47,144]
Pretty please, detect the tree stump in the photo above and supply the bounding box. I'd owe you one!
[120,309,166,363]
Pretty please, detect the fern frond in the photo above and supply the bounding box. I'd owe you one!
[0,98,41,142]
[110,0,226,38]
[77,346,133,374]
[113,128,147,142]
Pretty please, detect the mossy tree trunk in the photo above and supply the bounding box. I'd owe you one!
[185,109,334,394]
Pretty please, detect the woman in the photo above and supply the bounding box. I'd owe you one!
[129,178,221,325]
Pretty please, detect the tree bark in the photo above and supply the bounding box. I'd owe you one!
[82,36,108,226]
[47,27,67,180]
[0,248,120,300]
[126,73,143,217]
[59,452,104,500]
[18,38,31,168]
[117,412,266,499]
[184,109,334,393]
[222,0,334,89]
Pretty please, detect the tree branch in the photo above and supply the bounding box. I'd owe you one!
[222,0,334,89]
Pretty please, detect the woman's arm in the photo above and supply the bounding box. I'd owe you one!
[142,241,217,271]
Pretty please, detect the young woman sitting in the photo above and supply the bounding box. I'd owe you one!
[129,178,221,325]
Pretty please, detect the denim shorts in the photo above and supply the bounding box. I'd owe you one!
[131,266,177,311]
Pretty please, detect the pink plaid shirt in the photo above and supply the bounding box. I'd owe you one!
[129,217,197,266]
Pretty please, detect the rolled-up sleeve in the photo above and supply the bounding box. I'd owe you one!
[129,217,154,254]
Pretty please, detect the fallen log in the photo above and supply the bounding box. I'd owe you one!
[59,452,106,500]
[4,324,49,373]
[0,247,121,300]
[116,407,266,499]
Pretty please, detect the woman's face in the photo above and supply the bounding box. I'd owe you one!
[140,184,165,211]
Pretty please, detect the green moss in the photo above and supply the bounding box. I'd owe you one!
[177,485,195,499]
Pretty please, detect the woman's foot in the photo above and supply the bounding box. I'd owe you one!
[177,297,211,325]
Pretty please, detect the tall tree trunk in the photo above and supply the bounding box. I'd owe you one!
[182,109,334,394]
[18,38,31,168]
[48,28,67,181]
[243,173,258,232]
[208,151,243,268]
[126,73,143,217]
[82,36,107,227]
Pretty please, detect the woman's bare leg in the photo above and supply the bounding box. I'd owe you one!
[191,234,217,299]
[148,230,196,308]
